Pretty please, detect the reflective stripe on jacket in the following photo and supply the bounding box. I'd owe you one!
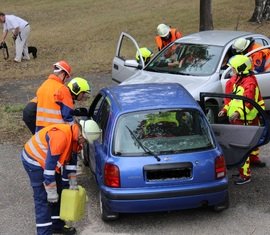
[223,74,265,121]
[36,74,74,127]
[155,28,182,51]
[24,124,73,173]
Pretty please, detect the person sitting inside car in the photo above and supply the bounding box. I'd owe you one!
[135,47,153,65]
[232,37,270,73]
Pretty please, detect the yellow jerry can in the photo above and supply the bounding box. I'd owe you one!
[60,185,87,222]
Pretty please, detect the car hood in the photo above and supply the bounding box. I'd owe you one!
[121,70,209,94]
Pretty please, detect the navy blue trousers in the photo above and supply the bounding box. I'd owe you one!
[21,154,65,235]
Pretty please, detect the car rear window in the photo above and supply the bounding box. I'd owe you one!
[113,109,215,156]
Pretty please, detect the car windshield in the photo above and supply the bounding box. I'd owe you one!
[113,109,215,156]
[145,43,223,76]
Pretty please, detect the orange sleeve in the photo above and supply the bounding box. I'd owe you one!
[54,86,74,109]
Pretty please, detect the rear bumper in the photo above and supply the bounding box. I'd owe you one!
[101,180,228,213]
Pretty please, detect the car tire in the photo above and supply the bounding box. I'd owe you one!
[99,192,119,221]
[205,101,218,124]
[212,192,229,212]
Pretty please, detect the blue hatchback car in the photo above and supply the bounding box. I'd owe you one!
[81,83,270,221]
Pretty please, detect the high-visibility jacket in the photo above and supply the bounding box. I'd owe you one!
[145,112,179,127]
[24,124,73,174]
[36,74,74,129]
[144,112,179,135]
[247,42,270,73]
[155,28,182,51]
[223,74,265,121]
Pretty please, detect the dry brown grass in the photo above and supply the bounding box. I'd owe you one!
[0,0,269,143]
[0,0,269,81]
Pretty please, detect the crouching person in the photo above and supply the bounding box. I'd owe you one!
[20,121,86,235]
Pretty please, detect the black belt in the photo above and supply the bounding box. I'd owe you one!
[24,23,29,27]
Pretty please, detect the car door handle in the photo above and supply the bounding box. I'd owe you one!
[229,143,249,149]
[113,64,119,70]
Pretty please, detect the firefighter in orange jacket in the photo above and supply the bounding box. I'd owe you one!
[36,61,91,132]
[35,60,73,132]
[232,37,270,73]
[20,122,87,235]
[218,55,266,185]
[23,76,90,134]
[155,23,182,51]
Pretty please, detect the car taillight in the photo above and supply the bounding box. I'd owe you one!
[104,163,120,187]
[215,155,226,179]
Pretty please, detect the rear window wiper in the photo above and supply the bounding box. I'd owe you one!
[126,125,161,162]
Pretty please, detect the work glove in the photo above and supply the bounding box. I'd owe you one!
[44,184,59,203]
[229,111,240,122]
[218,110,226,117]
[69,173,78,190]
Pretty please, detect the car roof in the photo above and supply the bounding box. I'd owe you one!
[176,30,255,46]
[104,83,200,112]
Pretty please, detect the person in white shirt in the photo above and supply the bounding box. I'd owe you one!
[0,12,30,62]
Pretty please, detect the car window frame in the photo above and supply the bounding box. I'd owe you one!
[199,91,270,166]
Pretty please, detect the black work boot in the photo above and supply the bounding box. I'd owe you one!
[250,161,266,168]
[52,225,77,235]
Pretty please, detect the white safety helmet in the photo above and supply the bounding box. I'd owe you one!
[80,119,101,143]
[232,38,251,53]
[157,23,170,37]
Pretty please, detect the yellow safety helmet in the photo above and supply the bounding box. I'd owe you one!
[136,47,153,64]
[227,55,252,75]
[68,77,91,96]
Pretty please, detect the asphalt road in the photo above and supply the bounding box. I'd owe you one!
[1,143,270,235]
[1,74,270,234]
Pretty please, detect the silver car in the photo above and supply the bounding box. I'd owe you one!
[112,30,270,122]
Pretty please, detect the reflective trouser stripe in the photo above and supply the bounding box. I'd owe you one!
[240,156,251,178]
[36,222,52,227]
[21,159,52,235]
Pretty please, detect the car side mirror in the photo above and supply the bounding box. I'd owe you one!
[124,59,143,69]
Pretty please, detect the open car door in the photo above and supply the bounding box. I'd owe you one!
[221,45,270,110]
[200,92,270,167]
[112,32,145,84]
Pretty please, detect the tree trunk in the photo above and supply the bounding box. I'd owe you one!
[248,0,269,23]
[199,0,214,31]
[263,0,270,21]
